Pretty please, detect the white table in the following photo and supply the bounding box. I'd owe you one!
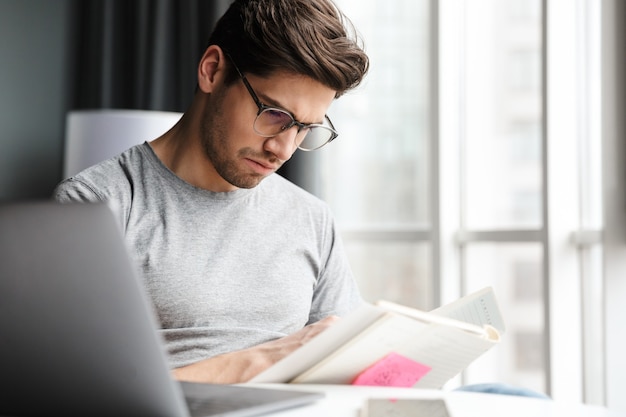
[250,384,625,417]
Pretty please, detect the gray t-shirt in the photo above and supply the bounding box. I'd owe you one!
[53,142,362,368]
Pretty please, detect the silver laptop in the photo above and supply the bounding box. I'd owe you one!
[0,201,323,417]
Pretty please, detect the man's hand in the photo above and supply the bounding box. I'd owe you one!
[171,315,340,384]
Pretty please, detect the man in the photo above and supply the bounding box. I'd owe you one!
[54,0,369,384]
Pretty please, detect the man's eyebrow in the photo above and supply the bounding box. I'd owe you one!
[256,92,288,111]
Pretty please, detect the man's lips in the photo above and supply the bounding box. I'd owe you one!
[244,158,279,175]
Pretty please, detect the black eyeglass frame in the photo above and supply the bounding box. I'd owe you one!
[226,55,339,151]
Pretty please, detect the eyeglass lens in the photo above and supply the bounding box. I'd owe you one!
[254,108,335,151]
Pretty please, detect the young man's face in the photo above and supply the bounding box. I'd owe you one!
[199,70,337,191]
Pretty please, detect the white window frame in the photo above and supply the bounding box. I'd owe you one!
[600,0,626,412]
[438,0,609,405]
[330,0,624,410]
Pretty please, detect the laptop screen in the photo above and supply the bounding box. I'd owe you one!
[0,201,322,417]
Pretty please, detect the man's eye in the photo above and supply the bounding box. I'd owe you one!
[265,109,292,124]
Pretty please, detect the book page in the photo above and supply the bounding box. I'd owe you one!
[251,287,504,386]
[374,300,492,337]
[430,287,506,334]
[292,313,497,388]
[292,313,422,384]
[249,303,386,383]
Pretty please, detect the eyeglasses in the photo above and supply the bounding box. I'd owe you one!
[227,56,338,151]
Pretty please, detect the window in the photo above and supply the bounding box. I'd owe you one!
[326,0,607,407]
[322,0,433,311]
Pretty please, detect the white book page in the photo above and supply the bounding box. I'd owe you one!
[375,300,490,337]
[430,287,506,334]
[410,324,497,388]
[250,303,386,383]
[251,288,504,385]
[293,313,497,388]
[292,313,421,384]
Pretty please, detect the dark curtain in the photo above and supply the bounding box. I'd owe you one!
[65,0,310,189]
[68,0,230,112]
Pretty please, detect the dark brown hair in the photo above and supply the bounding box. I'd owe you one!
[207,0,369,97]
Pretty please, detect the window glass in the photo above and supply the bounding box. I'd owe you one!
[323,0,431,227]
[345,241,432,310]
[464,0,543,229]
[463,243,546,393]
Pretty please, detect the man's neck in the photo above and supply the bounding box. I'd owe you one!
[149,115,238,193]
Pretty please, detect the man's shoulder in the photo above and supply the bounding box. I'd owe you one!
[53,144,149,203]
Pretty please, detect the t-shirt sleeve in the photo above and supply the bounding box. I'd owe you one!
[307,215,364,324]
[52,177,105,204]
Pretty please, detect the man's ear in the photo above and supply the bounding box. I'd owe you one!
[197,45,226,93]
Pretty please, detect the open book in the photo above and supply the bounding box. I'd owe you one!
[250,287,505,389]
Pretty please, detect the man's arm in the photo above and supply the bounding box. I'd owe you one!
[171,316,339,384]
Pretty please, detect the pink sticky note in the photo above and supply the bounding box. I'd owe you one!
[351,352,431,387]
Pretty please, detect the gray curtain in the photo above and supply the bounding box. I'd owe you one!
[68,0,230,112]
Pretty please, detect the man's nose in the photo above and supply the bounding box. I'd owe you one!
[263,127,300,161]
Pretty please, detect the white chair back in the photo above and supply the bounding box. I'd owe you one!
[63,109,182,178]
